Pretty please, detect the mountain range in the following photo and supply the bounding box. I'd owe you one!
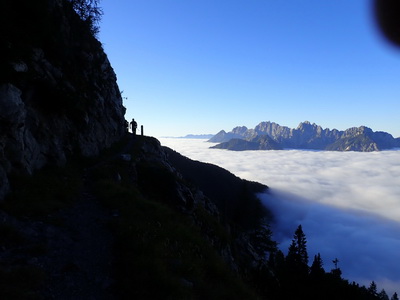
[180,134,215,139]
[209,121,400,152]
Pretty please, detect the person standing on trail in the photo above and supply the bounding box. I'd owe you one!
[130,118,138,135]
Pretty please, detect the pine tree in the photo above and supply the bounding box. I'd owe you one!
[310,253,325,279]
[378,289,390,300]
[368,281,378,297]
[250,222,277,260]
[286,225,309,277]
[287,225,308,265]
[391,292,399,300]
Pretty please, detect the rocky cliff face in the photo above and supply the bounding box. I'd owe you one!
[209,121,400,151]
[0,0,126,199]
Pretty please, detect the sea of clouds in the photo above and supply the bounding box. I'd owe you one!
[159,138,400,295]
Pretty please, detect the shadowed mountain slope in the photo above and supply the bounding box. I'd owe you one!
[0,0,126,199]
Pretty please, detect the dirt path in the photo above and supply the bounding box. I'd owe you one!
[38,184,116,300]
[39,135,139,299]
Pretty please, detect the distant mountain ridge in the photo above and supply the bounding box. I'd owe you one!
[209,121,400,152]
[180,134,215,139]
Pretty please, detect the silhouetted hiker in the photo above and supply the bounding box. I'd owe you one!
[130,118,137,135]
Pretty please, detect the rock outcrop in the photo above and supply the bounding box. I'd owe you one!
[0,0,126,199]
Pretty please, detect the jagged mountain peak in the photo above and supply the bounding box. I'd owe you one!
[343,126,374,137]
[297,120,312,127]
[231,126,248,135]
[296,121,320,131]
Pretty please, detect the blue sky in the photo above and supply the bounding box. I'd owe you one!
[99,1,400,138]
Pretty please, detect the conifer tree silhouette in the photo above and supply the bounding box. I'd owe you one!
[310,253,325,279]
[368,281,378,297]
[286,225,309,277]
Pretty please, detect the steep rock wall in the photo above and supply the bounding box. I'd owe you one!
[0,0,126,199]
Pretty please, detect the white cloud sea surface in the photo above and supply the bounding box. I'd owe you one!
[159,138,400,295]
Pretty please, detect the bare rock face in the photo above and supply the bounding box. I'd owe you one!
[0,0,126,200]
[0,84,44,173]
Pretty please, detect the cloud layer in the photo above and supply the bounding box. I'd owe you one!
[160,138,400,295]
